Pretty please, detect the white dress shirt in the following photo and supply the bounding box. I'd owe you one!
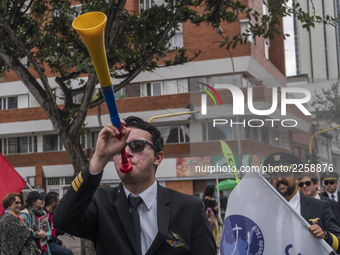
[124,181,158,255]
[288,191,301,215]
[326,191,338,201]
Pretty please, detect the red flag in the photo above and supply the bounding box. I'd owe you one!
[0,153,26,214]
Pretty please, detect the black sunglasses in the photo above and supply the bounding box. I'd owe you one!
[324,180,336,186]
[125,140,159,153]
[14,201,22,205]
[298,181,312,188]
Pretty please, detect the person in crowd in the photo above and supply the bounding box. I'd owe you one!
[21,191,52,255]
[54,116,216,255]
[265,152,340,253]
[321,172,340,206]
[219,190,228,213]
[202,185,219,244]
[299,172,340,224]
[0,192,41,255]
[44,192,73,255]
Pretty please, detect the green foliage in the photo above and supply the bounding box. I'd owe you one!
[0,0,329,78]
[0,0,334,155]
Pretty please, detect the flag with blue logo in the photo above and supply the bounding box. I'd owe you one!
[220,171,335,255]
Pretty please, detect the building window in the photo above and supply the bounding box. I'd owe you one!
[158,125,190,144]
[245,126,260,141]
[8,137,28,154]
[43,135,63,152]
[240,20,255,45]
[271,129,282,147]
[263,0,268,16]
[27,176,35,188]
[47,177,60,186]
[169,23,183,49]
[264,39,270,59]
[140,0,155,11]
[1,136,37,155]
[202,122,234,142]
[163,79,188,94]
[282,133,290,150]
[301,148,308,163]
[80,134,86,149]
[48,188,60,196]
[8,97,18,109]
[65,177,73,185]
[29,136,38,153]
[260,126,270,144]
[0,96,18,110]
[293,146,301,158]
[140,82,163,97]
[115,87,126,99]
[91,131,100,149]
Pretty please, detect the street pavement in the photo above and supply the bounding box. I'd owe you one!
[58,231,223,255]
[58,235,81,255]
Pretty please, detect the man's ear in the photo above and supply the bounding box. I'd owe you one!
[154,151,164,167]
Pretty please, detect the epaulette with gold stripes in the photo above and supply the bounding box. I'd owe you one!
[71,172,84,192]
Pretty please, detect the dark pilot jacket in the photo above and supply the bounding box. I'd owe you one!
[53,165,216,255]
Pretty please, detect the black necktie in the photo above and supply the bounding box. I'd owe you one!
[332,194,336,201]
[128,195,143,255]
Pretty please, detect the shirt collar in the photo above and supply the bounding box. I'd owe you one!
[123,181,158,210]
[315,193,321,199]
[327,191,337,199]
[288,191,300,211]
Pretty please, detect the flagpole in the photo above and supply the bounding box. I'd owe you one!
[26,182,35,191]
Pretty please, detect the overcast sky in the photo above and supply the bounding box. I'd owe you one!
[283,0,297,77]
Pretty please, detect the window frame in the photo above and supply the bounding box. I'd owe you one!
[240,20,255,45]
[1,136,37,155]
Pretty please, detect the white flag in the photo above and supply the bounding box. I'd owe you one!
[220,171,335,255]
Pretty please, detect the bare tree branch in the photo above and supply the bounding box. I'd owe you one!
[106,0,127,49]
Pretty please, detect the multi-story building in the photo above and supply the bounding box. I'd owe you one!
[0,0,310,197]
[288,76,340,175]
[293,0,340,82]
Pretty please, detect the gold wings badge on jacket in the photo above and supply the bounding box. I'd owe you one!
[166,239,185,248]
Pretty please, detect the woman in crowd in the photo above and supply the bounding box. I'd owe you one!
[0,192,41,255]
[203,185,220,244]
[21,191,52,255]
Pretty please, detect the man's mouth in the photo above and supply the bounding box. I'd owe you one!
[277,181,288,190]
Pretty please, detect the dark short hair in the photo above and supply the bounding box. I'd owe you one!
[45,192,59,207]
[299,172,318,183]
[124,116,164,154]
[2,193,22,210]
[203,185,215,199]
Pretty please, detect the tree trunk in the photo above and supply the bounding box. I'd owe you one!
[60,132,88,176]
[59,133,97,254]
[81,239,96,255]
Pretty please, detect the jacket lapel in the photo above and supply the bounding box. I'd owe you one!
[145,184,170,255]
[115,183,140,255]
[300,193,310,223]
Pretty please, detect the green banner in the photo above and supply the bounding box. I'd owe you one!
[219,140,239,183]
